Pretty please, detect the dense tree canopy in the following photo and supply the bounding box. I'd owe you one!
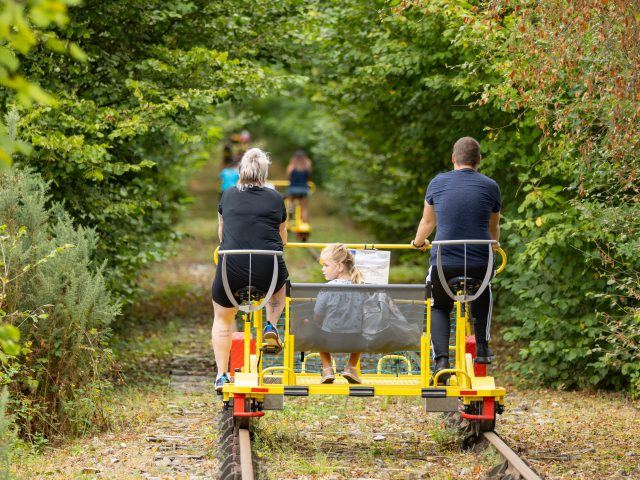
[3,0,310,295]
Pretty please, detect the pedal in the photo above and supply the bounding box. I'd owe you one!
[262,342,282,355]
[262,345,278,355]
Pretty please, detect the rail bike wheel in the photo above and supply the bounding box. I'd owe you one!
[469,400,496,433]
[218,407,240,480]
[217,404,262,480]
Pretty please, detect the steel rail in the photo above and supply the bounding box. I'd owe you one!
[482,431,541,480]
[239,427,254,480]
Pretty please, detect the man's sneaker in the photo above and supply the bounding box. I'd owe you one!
[263,322,283,355]
[433,356,450,386]
[475,342,494,364]
[215,372,230,394]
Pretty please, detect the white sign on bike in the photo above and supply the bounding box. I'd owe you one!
[351,249,391,284]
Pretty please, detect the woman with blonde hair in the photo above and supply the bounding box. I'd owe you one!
[211,148,289,392]
[314,243,365,384]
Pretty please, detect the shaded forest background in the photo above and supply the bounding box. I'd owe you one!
[0,0,638,443]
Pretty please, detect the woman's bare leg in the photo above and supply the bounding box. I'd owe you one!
[211,300,238,374]
[299,196,309,223]
[266,285,286,328]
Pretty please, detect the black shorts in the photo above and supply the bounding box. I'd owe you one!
[211,256,288,308]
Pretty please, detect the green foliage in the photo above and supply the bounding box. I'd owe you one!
[283,0,639,393]
[3,0,311,298]
[302,0,518,239]
[467,0,640,394]
[0,388,12,479]
[0,0,84,166]
[0,168,119,439]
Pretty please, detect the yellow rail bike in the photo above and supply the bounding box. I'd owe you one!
[214,241,507,476]
[270,180,316,241]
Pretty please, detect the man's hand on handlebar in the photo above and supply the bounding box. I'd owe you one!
[411,239,430,252]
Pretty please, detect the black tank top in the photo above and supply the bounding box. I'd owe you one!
[289,169,309,188]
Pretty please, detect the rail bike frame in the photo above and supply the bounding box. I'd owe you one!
[220,242,507,429]
[270,180,316,241]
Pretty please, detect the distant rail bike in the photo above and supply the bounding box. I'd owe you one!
[215,241,507,479]
[270,180,316,241]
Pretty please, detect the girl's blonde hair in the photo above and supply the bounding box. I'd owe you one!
[320,243,364,284]
[238,148,271,189]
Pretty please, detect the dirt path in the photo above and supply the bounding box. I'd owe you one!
[15,157,640,480]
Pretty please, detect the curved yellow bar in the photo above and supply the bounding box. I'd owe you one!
[496,247,507,274]
[213,246,219,266]
[377,355,413,375]
[259,366,296,386]
[301,353,336,373]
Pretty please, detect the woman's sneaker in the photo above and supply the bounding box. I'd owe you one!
[263,322,283,354]
[215,372,230,394]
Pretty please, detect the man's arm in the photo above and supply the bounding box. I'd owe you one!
[218,213,223,242]
[489,211,500,248]
[413,201,436,247]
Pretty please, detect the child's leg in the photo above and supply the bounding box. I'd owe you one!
[342,353,362,384]
[319,352,335,383]
[347,352,361,368]
[319,352,333,369]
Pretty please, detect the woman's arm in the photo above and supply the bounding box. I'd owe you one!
[279,221,288,245]
[218,213,224,243]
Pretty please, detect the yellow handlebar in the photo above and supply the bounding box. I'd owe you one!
[286,242,507,274]
[286,242,419,250]
[214,243,506,271]
[270,180,317,194]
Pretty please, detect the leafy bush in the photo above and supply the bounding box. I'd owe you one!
[0,168,119,438]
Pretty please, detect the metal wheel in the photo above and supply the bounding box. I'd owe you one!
[218,407,240,480]
[217,404,263,480]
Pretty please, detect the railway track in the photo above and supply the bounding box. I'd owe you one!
[482,431,542,480]
[220,421,542,480]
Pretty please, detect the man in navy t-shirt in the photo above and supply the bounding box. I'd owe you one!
[411,137,501,384]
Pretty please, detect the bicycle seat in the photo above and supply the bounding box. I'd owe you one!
[447,276,483,295]
[234,286,266,304]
